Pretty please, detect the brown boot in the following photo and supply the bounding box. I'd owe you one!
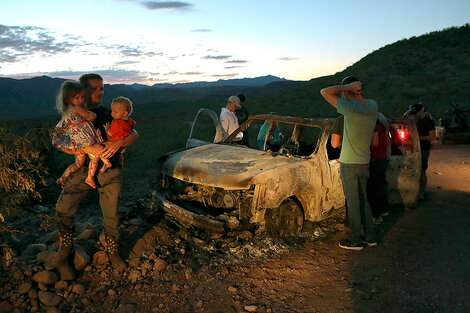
[105,235,127,271]
[46,231,74,268]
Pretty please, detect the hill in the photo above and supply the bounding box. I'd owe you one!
[249,24,470,119]
[0,75,293,118]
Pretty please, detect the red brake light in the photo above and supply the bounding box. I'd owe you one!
[399,129,408,141]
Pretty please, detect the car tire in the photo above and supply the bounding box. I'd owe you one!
[266,199,304,238]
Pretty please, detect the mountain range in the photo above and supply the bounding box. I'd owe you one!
[2,24,470,120]
[0,75,294,118]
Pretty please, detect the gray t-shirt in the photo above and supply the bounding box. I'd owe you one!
[337,97,378,164]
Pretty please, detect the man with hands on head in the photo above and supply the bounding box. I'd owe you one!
[320,76,378,251]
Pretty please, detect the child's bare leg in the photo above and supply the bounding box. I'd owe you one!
[99,157,112,173]
[85,155,99,189]
[57,154,86,187]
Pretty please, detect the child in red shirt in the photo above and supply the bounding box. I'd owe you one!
[104,96,136,166]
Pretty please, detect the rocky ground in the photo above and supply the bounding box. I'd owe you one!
[1,143,469,313]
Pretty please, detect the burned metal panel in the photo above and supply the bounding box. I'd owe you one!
[387,118,421,209]
[251,161,313,209]
[161,143,307,190]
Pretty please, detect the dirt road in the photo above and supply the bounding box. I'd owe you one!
[3,144,469,313]
[141,143,470,313]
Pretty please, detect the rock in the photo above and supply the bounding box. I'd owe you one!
[12,270,24,281]
[72,284,85,295]
[228,286,238,292]
[92,251,109,265]
[128,258,141,268]
[99,233,106,248]
[128,270,142,281]
[38,283,48,291]
[30,298,38,311]
[36,250,57,263]
[56,263,75,281]
[153,258,167,272]
[54,281,68,291]
[38,291,62,307]
[128,218,146,226]
[81,297,92,307]
[18,281,32,294]
[74,248,90,270]
[22,244,48,257]
[78,229,99,240]
[0,301,13,312]
[39,231,59,244]
[114,303,136,313]
[31,271,58,284]
[34,205,50,213]
[184,267,194,280]
[28,288,38,299]
[141,261,153,270]
[245,305,258,312]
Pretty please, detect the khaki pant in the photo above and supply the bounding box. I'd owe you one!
[55,166,122,238]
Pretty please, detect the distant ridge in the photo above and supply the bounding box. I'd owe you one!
[0,75,292,118]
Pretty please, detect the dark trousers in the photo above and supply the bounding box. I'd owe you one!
[55,166,122,238]
[340,163,375,243]
[367,159,389,218]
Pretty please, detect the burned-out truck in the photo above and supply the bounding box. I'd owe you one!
[152,109,421,237]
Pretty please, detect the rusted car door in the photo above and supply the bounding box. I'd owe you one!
[186,108,227,148]
[387,119,421,209]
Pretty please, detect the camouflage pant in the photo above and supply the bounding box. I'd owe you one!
[55,166,122,238]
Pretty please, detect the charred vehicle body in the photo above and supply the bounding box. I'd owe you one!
[153,109,421,237]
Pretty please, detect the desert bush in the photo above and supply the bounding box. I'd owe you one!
[0,127,48,264]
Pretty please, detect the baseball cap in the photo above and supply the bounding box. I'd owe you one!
[228,95,241,108]
[405,102,424,115]
[341,76,359,85]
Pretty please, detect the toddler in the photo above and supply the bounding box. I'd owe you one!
[51,81,111,189]
[104,96,136,165]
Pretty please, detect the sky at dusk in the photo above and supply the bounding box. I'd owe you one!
[0,0,469,85]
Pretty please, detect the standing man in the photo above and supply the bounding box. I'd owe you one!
[220,95,243,142]
[404,102,436,199]
[320,76,378,250]
[235,93,250,146]
[52,73,139,272]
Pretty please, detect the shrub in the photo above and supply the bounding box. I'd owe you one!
[0,127,48,265]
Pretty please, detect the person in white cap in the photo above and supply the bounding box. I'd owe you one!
[220,95,243,141]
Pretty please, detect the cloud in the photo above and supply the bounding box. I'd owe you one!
[224,60,248,64]
[278,57,299,61]
[140,1,194,11]
[201,55,232,60]
[183,71,203,75]
[0,24,76,62]
[211,73,239,78]
[190,29,212,32]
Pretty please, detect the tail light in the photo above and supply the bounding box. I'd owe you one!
[399,128,409,141]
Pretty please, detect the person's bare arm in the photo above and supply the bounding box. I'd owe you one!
[100,129,139,158]
[420,130,436,141]
[320,81,362,108]
[72,106,97,122]
[331,134,342,148]
[371,130,379,147]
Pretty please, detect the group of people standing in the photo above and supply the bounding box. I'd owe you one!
[321,76,435,251]
[48,72,436,279]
